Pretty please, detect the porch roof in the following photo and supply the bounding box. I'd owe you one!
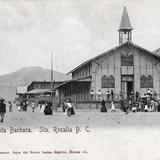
[26,89,50,94]
[54,80,91,89]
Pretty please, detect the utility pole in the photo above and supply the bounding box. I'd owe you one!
[51,52,54,111]
[51,52,57,112]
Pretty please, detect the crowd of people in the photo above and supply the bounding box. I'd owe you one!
[0,99,13,123]
[17,100,28,112]
[15,99,76,117]
[100,100,116,113]
[1,89,160,123]
[38,100,53,115]
[16,100,53,115]
[100,89,160,114]
[120,89,160,114]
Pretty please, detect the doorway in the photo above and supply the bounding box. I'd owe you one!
[121,76,134,99]
[127,82,133,98]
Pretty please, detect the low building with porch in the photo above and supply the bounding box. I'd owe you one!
[17,81,63,105]
[55,7,160,108]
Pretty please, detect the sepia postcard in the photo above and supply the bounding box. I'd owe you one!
[0,0,160,159]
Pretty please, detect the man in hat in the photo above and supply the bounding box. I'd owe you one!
[0,99,6,123]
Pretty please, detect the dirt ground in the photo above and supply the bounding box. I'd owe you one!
[1,105,160,160]
[2,104,160,128]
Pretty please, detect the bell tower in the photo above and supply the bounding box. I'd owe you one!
[119,7,133,44]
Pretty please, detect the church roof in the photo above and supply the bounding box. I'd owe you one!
[153,48,160,55]
[119,7,133,30]
[67,42,160,74]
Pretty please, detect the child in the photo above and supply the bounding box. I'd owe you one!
[111,101,116,112]
[131,103,137,113]
[144,103,149,112]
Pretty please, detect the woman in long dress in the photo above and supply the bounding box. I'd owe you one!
[101,100,107,112]
[44,101,52,115]
[65,99,75,116]
[41,101,46,113]
[144,102,149,112]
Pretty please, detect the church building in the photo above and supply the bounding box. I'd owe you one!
[55,7,160,104]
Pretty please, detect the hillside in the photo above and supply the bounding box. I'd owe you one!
[0,66,71,100]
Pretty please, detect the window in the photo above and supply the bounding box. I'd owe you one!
[121,53,133,66]
[140,75,153,88]
[88,65,91,75]
[108,75,115,88]
[101,75,115,88]
[102,75,108,88]
[80,70,82,78]
[147,75,153,88]
[140,75,146,88]
[84,68,87,77]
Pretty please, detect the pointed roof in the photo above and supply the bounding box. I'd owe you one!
[67,42,160,74]
[119,7,133,31]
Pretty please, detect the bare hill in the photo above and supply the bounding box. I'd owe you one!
[0,66,70,100]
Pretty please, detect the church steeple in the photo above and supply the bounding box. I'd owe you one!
[119,7,133,44]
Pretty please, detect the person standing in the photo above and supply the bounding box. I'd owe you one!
[131,103,137,112]
[144,101,149,112]
[157,101,160,112]
[20,101,23,111]
[106,90,110,101]
[90,89,95,101]
[101,100,107,112]
[17,101,21,111]
[31,101,35,112]
[65,99,75,117]
[125,100,130,114]
[147,89,151,96]
[44,101,53,115]
[111,101,116,112]
[62,100,67,113]
[111,90,114,101]
[0,99,6,123]
[23,101,27,111]
[135,91,139,101]
[41,101,46,113]
[8,101,12,112]
[98,90,102,101]
[25,100,29,111]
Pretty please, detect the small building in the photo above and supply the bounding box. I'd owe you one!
[26,80,63,98]
[16,86,28,101]
[55,7,160,107]
[16,81,64,105]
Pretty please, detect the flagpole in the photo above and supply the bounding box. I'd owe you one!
[51,52,53,109]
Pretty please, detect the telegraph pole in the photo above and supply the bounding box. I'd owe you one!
[51,52,57,112]
[51,52,54,110]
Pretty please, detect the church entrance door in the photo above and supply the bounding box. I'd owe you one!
[121,75,134,99]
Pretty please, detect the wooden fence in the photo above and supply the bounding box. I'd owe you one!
[60,93,122,103]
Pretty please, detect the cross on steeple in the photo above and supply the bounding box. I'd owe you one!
[119,7,133,44]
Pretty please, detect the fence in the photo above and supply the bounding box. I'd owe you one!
[60,93,122,103]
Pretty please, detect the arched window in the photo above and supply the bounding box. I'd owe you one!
[146,75,153,88]
[128,55,133,66]
[108,75,115,88]
[140,75,146,88]
[102,75,108,88]
[121,53,133,66]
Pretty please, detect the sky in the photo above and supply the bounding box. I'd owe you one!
[1,0,160,75]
